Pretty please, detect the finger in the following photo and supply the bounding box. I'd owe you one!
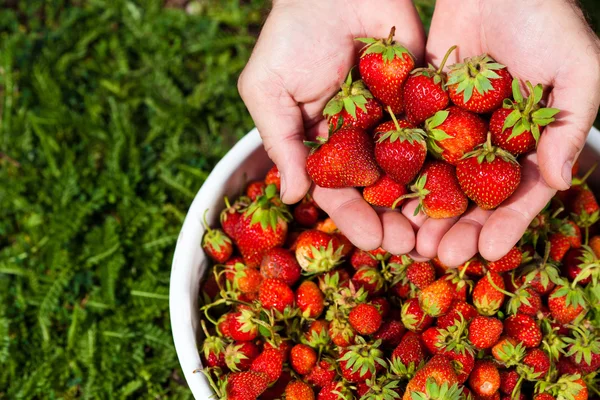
[408,250,430,262]
[416,216,460,259]
[437,207,492,267]
[479,153,556,261]
[312,186,382,250]
[401,199,429,231]
[379,211,415,255]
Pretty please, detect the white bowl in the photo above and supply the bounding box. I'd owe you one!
[169,126,600,399]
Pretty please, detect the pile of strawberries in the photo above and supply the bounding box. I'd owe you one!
[197,28,600,400]
[307,27,560,215]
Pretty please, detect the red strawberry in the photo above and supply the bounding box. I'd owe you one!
[549,233,572,262]
[457,136,522,210]
[220,196,246,240]
[472,272,506,316]
[348,303,382,335]
[565,327,600,374]
[407,261,436,289]
[522,348,550,378]
[536,375,588,400]
[306,360,336,388]
[499,369,520,395]
[318,381,352,400]
[350,247,389,270]
[534,395,556,400]
[338,343,384,383]
[425,106,487,165]
[561,220,582,249]
[236,185,290,267]
[491,336,522,365]
[224,341,260,372]
[285,380,315,400]
[562,247,593,285]
[357,26,415,113]
[201,331,226,368]
[486,247,522,273]
[258,369,291,399]
[401,298,434,333]
[296,281,325,319]
[374,115,427,185]
[231,263,262,294]
[351,265,385,296]
[402,355,459,400]
[392,331,426,368]
[444,347,475,384]
[403,46,456,125]
[249,348,284,383]
[263,340,292,363]
[401,160,469,218]
[421,327,443,355]
[446,54,512,114]
[202,214,234,263]
[468,360,500,397]
[260,247,301,286]
[572,187,600,227]
[306,127,380,188]
[490,80,559,155]
[418,279,455,317]
[226,371,269,400]
[304,320,330,346]
[323,71,383,130]
[363,174,407,208]
[293,197,320,227]
[373,320,405,349]
[506,287,542,317]
[436,300,478,330]
[504,314,542,348]
[328,317,355,348]
[245,180,265,201]
[468,316,503,350]
[228,311,258,342]
[295,230,343,274]
[290,344,317,375]
[548,285,586,324]
[264,165,280,191]
[258,278,295,313]
[370,297,391,318]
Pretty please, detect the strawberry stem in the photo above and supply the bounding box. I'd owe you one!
[391,192,421,209]
[224,196,232,210]
[486,272,514,297]
[387,106,402,131]
[459,261,470,280]
[202,209,213,233]
[511,375,524,400]
[436,45,457,74]
[386,26,396,45]
[577,162,598,185]
[523,81,536,116]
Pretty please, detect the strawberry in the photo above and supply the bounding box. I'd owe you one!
[562,247,594,285]
[363,173,407,208]
[370,297,391,318]
[290,344,317,375]
[295,230,343,274]
[472,272,506,316]
[350,248,389,270]
[264,165,281,191]
[260,247,301,286]
[425,106,487,165]
[490,80,559,155]
[228,310,258,342]
[258,278,295,313]
[491,336,523,366]
[400,160,468,218]
[468,316,503,350]
[285,380,315,400]
[317,381,352,400]
[468,360,500,397]
[231,263,262,294]
[236,185,290,267]
[304,320,330,347]
[561,220,582,249]
[357,26,415,114]
[534,395,556,400]
[220,196,246,240]
[374,114,427,185]
[224,341,260,372]
[296,281,325,319]
[486,247,522,273]
[402,355,459,400]
[226,371,269,400]
[392,331,426,369]
[323,71,383,130]
[572,187,600,227]
[201,330,226,368]
[306,360,336,388]
[504,313,542,348]
[591,235,600,258]
[456,136,522,210]
[258,369,291,399]
[418,279,455,317]
[407,376,464,400]
[351,265,385,296]
[499,369,520,395]
[338,338,386,383]
[249,348,284,384]
[446,54,512,114]
[293,197,320,227]
[406,261,436,289]
[521,348,550,378]
[506,286,542,317]
[245,180,265,201]
[373,319,405,349]
[421,327,443,355]
[318,269,351,295]
[402,46,456,125]
[401,297,434,333]
[263,340,292,363]
[328,317,355,348]
[548,285,586,324]
[549,233,572,262]
[563,325,600,374]
[536,375,588,400]
[348,303,382,335]
[306,127,380,188]
[202,212,234,263]
[444,347,475,384]
[436,300,478,330]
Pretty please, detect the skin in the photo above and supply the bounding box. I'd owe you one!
[239,0,600,264]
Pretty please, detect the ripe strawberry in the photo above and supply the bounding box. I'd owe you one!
[290,344,317,375]
[392,331,426,368]
[499,369,520,395]
[245,180,265,201]
[468,316,503,350]
[258,369,291,399]
[468,360,500,397]
[328,317,355,348]
[295,230,343,274]
[226,371,269,400]
[402,355,459,400]
[224,341,260,372]
[562,247,593,285]
[293,197,320,227]
[506,287,542,317]
[351,265,385,296]
[444,347,475,384]
[231,263,262,294]
[373,320,405,349]
[249,348,284,383]
[491,336,522,365]
[201,332,226,368]
[228,311,258,342]
[534,395,556,400]
[548,285,586,324]
[348,303,382,335]
[202,213,234,263]
[263,340,292,363]
[561,220,582,248]
[402,46,456,125]
[401,298,434,333]
[350,248,388,270]
[504,314,542,348]
[259,247,301,286]
[407,261,436,289]
[370,297,391,318]
[306,360,336,388]
[565,328,600,374]
[323,71,382,130]
[486,247,522,273]
[357,26,415,114]
[217,313,234,338]
[264,165,280,191]
[318,381,352,400]
[457,137,522,210]
[549,233,572,262]
[425,106,487,165]
[522,348,550,377]
[296,281,325,319]
[285,380,315,400]
[446,54,512,114]
[318,268,351,295]
[401,160,469,218]
[374,115,427,185]
[236,185,290,267]
[418,279,455,317]
[220,196,246,240]
[536,375,588,400]
[473,272,506,316]
[258,278,295,313]
[490,80,559,155]
[591,235,600,258]
[421,327,443,355]
[338,342,385,383]
[436,300,478,330]
[363,174,407,208]
[306,127,380,188]
[304,320,330,346]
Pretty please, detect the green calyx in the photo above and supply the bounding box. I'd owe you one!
[377,106,426,145]
[562,324,600,366]
[424,110,452,157]
[356,26,414,63]
[243,183,291,231]
[495,340,526,367]
[301,240,344,275]
[360,375,402,400]
[535,374,584,400]
[447,53,506,103]
[437,316,473,355]
[338,337,387,378]
[392,173,429,213]
[389,357,423,380]
[501,79,560,143]
[410,378,463,400]
[571,245,600,287]
[550,284,587,310]
[410,45,457,87]
[202,209,232,251]
[461,132,520,165]
[323,69,374,119]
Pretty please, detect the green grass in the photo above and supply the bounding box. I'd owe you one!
[0,1,598,399]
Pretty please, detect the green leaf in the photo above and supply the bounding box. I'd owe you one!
[532,108,560,119]
[343,97,357,119]
[512,79,524,103]
[427,110,450,128]
[502,109,522,131]
[533,83,544,104]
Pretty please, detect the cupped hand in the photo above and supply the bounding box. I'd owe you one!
[417,0,600,265]
[238,0,425,252]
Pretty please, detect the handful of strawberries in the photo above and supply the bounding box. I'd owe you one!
[307,27,560,215]
[195,27,600,400]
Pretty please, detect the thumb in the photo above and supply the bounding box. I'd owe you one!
[238,67,311,204]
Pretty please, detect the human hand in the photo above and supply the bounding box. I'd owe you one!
[238,0,425,252]
[415,0,600,266]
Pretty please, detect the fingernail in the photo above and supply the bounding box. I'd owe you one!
[562,161,573,187]
[279,173,287,199]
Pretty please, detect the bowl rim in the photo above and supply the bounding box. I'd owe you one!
[169,126,600,399]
